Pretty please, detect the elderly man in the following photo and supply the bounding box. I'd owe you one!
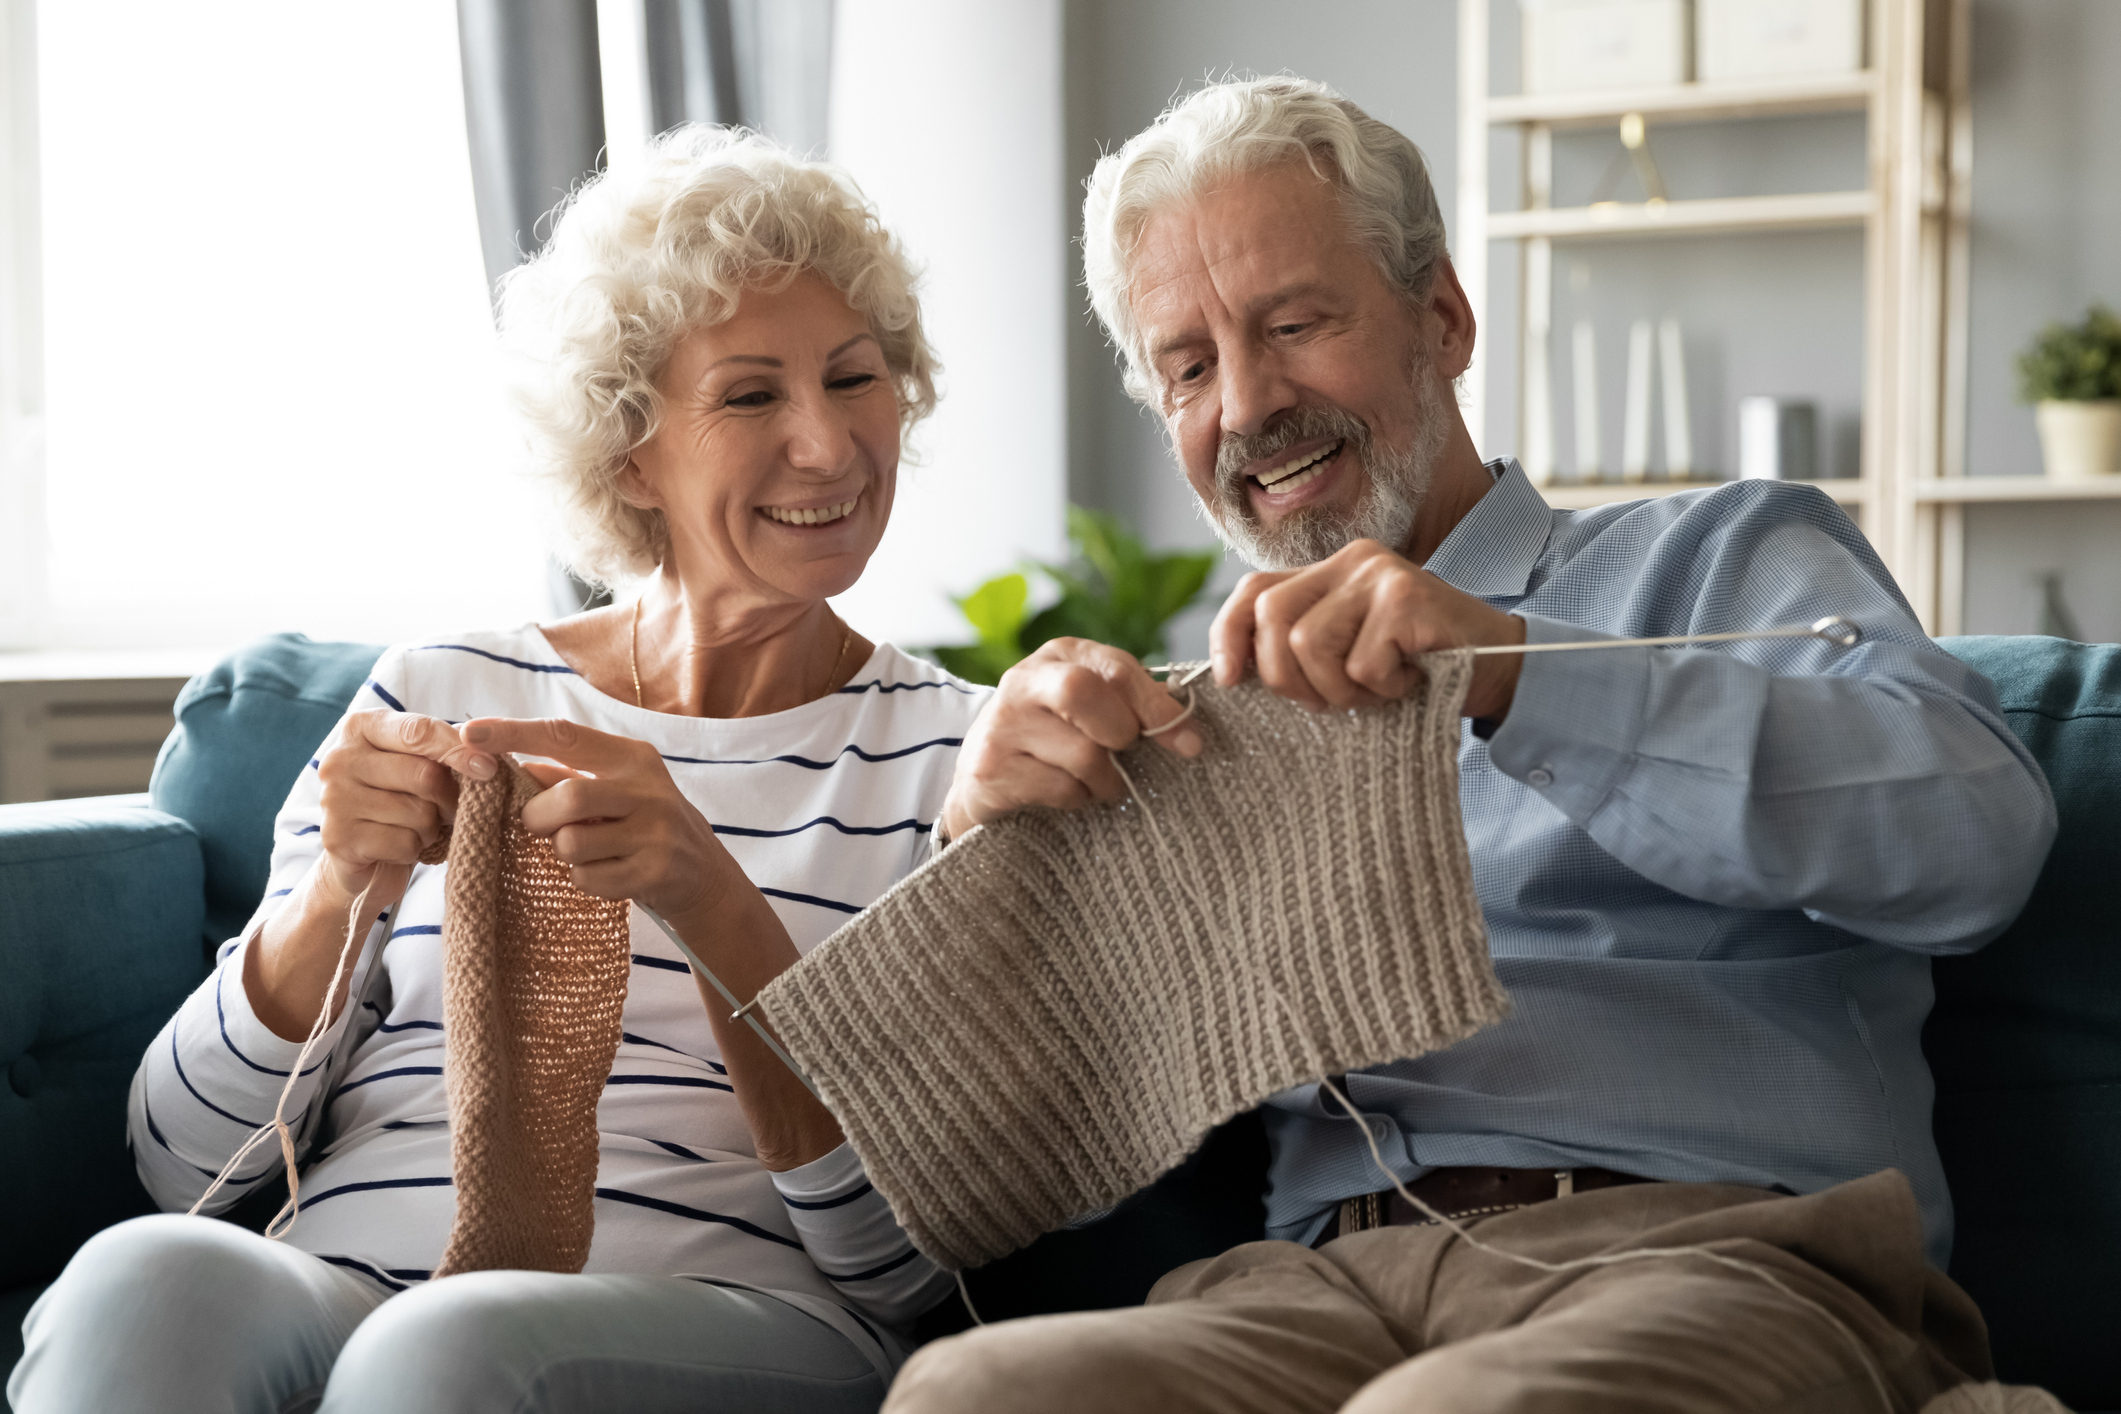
[901,77,2055,1414]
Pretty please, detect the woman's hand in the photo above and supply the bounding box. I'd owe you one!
[458,717,735,929]
[1211,539,1528,720]
[314,710,498,907]
[247,711,497,1041]
[938,638,1202,842]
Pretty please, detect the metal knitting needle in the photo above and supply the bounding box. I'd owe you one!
[1467,615,1862,655]
[638,906,823,1101]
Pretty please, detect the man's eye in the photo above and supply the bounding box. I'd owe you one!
[1178,361,1207,383]
[1271,322,1308,337]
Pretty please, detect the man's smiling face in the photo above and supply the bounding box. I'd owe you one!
[1128,159,1450,569]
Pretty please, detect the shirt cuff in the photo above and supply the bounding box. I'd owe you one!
[770,1139,871,1202]
[1483,612,1652,824]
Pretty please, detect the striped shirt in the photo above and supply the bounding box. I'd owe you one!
[129,627,989,1357]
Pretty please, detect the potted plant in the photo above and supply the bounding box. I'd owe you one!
[2017,304,2121,480]
[927,506,1219,686]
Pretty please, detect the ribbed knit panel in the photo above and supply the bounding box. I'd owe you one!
[759,653,1508,1271]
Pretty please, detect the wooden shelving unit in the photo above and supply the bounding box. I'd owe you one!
[1457,0,2008,635]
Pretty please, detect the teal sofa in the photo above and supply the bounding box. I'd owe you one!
[3,633,2115,1408]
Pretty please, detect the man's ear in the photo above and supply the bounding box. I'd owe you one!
[1426,256,1478,381]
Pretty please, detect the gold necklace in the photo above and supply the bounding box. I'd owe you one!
[630,596,853,711]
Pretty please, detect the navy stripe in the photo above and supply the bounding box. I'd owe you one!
[819,1246,924,1283]
[309,758,320,771]
[142,1095,223,1179]
[632,953,691,974]
[302,1176,453,1209]
[780,1181,874,1211]
[648,1138,708,1161]
[336,1065,443,1093]
[215,970,327,1079]
[605,1074,734,1093]
[376,1019,442,1033]
[293,824,319,836]
[366,679,406,713]
[389,925,441,940]
[171,1029,266,1130]
[760,886,862,916]
[412,643,577,674]
[315,1255,411,1292]
[622,1032,727,1072]
[661,737,962,770]
[593,1188,806,1249]
[379,1119,444,1131]
[837,677,981,696]
[267,887,293,899]
[713,815,931,840]
[838,1303,887,1351]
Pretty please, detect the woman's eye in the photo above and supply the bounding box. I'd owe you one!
[830,374,878,391]
[726,390,775,409]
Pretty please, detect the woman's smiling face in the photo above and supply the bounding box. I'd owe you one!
[623,271,900,607]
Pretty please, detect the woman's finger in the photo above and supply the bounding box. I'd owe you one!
[462,716,650,775]
[321,779,446,849]
[520,774,645,837]
[346,710,497,780]
[344,748,461,822]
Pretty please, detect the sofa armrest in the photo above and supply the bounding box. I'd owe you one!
[0,797,208,1290]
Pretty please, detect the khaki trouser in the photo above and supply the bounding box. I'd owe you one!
[887,1170,1992,1414]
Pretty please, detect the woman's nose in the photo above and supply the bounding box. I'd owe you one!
[784,390,858,476]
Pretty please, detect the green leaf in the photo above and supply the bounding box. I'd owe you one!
[954,573,1029,650]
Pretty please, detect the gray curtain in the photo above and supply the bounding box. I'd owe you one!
[457,0,610,614]
[457,0,606,297]
[642,0,834,154]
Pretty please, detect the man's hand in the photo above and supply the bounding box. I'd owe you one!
[1211,539,1527,720]
[939,638,1201,841]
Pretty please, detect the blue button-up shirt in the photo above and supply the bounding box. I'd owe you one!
[1263,460,2056,1266]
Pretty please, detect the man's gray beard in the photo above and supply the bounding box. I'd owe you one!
[1202,366,1450,572]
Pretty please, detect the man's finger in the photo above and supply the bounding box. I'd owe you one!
[349,710,497,780]
[1209,572,1286,687]
[1288,583,1386,709]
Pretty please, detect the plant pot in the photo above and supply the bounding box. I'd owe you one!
[2034,400,2121,480]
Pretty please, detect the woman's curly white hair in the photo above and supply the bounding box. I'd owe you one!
[498,125,938,586]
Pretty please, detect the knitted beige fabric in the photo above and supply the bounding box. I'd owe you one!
[757,651,1508,1271]
[426,762,633,1278]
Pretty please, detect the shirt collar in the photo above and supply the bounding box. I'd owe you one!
[1422,457,1554,600]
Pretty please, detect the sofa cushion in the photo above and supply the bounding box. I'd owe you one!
[1931,635,2121,1410]
[0,800,205,1291]
[150,634,384,948]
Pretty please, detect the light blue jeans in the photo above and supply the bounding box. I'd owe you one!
[9,1215,890,1414]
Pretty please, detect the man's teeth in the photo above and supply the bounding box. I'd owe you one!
[1254,442,1341,494]
[763,498,858,526]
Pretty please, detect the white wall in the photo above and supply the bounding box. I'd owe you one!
[826,0,1069,652]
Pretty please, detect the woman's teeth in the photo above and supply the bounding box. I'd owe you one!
[763,498,858,526]
[1254,442,1342,495]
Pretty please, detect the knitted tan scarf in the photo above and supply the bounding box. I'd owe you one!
[421,762,633,1278]
[756,652,1508,1271]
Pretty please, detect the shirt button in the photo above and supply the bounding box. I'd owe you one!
[1526,767,1555,788]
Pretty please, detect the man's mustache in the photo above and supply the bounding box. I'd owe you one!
[1215,406,1372,496]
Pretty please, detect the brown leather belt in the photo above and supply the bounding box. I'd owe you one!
[1319,1166,1658,1244]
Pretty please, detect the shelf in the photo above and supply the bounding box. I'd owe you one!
[1487,190,1873,242]
[1911,476,2121,503]
[1537,478,1868,510]
[1486,71,1877,130]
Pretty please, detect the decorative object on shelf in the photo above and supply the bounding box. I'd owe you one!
[2018,305,2121,482]
[1739,396,1820,481]
[2034,571,2083,644]
[925,506,1219,686]
[1697,0,1864,84]
[1589,110,1672,207]
[1622,318,1655,482]
[1659,319,1694,477]
[1572,320,1604,481]
[1521,0,1691,94]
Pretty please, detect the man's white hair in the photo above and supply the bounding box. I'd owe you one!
[1081,75,1448,405]
[498,125,938,587]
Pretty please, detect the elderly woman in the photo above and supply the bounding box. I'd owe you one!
[11,128,993,1414]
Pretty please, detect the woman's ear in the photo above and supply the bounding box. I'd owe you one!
[614,457,661,512]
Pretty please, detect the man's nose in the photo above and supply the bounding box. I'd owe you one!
[1219,343,1296,439]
